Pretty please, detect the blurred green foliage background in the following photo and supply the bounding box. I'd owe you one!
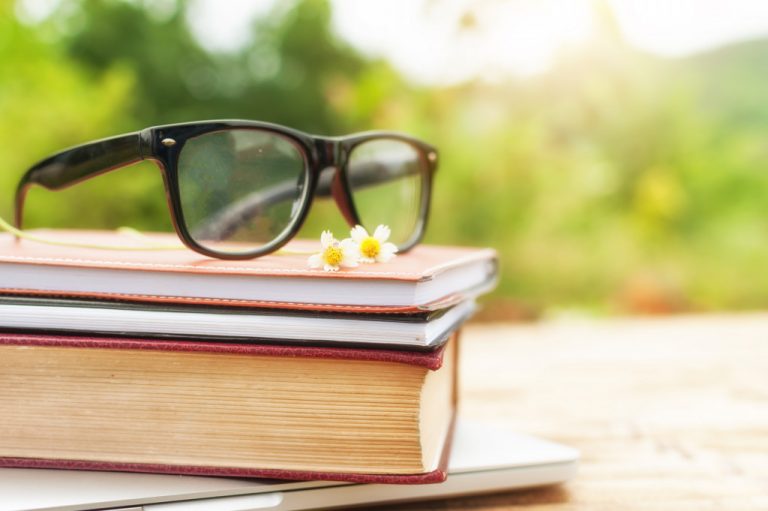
[3,0,768,318]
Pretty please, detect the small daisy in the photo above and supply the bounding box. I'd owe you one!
[308,230,359,272]
[350,225,398,264]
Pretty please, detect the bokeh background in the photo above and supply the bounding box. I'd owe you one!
[3,0,768,319]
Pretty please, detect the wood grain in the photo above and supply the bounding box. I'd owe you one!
[364,314,768,510]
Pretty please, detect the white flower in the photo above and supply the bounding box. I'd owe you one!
[349,225,398,264]
[308,230,359,272]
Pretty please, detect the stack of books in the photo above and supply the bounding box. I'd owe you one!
[0,230,497,484]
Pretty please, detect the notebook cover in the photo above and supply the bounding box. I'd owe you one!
[0,230,497,313]
[0,332,458,483]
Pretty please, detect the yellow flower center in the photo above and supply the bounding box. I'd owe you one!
[360,237,381,259]
[323,245,343,266]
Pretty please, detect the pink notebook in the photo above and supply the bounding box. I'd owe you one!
[0,230,497,313]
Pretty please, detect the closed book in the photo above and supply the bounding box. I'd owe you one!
[0,331,458,483]
[0,230,497,313]
[0,295,473,350]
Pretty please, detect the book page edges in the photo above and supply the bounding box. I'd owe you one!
[419,335,457,473]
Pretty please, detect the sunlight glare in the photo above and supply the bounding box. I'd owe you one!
[181,0,768,84]
[609,0,768,56]
[330,0,595,84]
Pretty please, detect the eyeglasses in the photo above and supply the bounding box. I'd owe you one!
[14,120,438,259]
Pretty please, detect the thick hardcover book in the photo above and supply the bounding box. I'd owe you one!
[0,331,459,483]
[0,230,497,312]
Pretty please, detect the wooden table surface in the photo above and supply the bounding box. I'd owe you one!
[366,314,768,510]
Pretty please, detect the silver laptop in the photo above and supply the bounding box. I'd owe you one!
[0,419,578,511]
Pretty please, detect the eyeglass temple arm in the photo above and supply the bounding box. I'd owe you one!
[14,132,145,231]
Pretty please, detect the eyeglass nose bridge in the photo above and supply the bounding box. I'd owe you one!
[312,136,340,168]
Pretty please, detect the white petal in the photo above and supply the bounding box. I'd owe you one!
[341,253,360,267]
[340,238,358,250]
[376,243,398,263]
[342,253,360,267]
[320,230,335,248]
[308,253,323,268]
[381,242,398,255]
[323,264,339,272]
[350,225,368,243]
[377,254,395,263]
[340,256,359,268]
[341,239,360,260]
[373,225,390,242]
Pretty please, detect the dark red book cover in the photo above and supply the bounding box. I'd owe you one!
[0,331,458,484]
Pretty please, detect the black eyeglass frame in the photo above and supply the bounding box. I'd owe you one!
[14,120,438,260]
